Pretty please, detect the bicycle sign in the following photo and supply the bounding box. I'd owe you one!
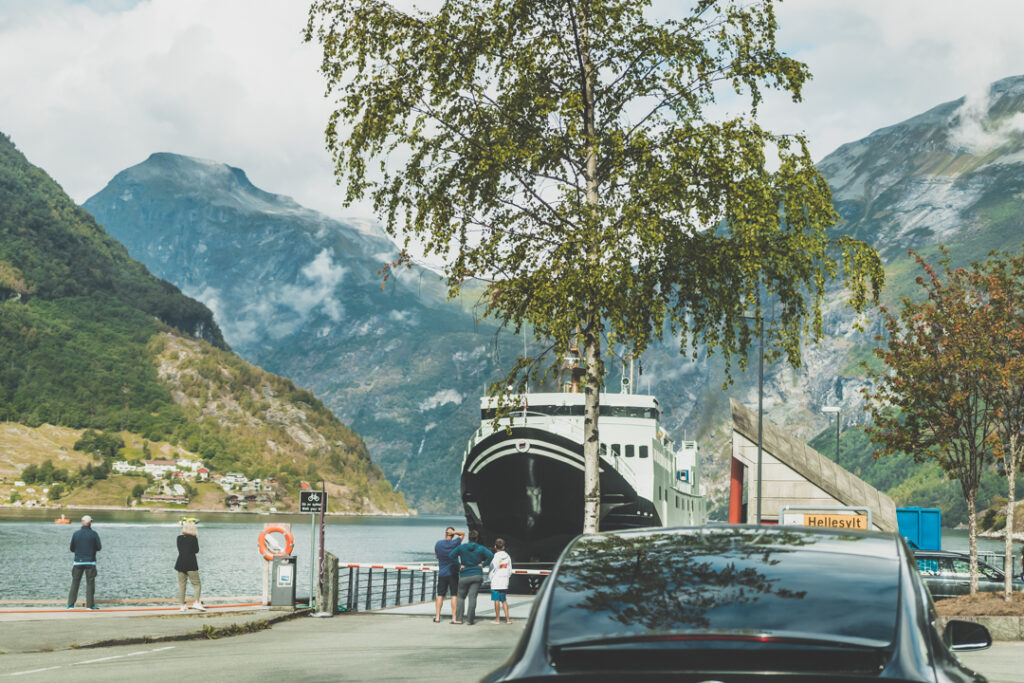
[300,490,327,513]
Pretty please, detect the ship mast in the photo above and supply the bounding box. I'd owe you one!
[621,355,635,394]
[562,345,585,393]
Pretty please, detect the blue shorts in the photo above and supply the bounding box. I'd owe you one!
[490,589,507,603]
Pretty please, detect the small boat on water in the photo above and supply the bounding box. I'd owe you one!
[54,514,70,524]
[460,354,707,564]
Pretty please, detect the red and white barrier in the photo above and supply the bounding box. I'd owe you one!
[341,562,551,576]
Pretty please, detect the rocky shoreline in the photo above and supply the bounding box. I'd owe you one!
[978,530,1024,542]
[0,502,418,517]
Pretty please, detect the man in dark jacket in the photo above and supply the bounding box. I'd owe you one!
[68,515,101,609]
[449,530,494,625]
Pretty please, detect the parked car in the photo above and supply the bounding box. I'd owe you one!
[485,526,991,682]
[913,549,1024,600]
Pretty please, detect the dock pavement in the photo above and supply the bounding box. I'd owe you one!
[0,596,1020,682]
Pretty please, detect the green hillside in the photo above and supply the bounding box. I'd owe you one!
[0,133,406,513]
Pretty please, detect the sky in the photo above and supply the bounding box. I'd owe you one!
[2,0,1024,223]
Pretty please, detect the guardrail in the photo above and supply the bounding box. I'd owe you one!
[339,563,552,613]
[978,551,1018,570]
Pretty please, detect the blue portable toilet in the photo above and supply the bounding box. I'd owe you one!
[896,507,941,550]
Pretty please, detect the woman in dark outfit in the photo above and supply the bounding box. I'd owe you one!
[175,521,204,611]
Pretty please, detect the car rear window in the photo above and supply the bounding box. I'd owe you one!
[546,528,900,648]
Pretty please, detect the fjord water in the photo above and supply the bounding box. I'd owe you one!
[0,510,462,604]
[2,512,1020,605]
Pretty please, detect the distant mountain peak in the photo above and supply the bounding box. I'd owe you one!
[817,73,1024,256]
[125,152,253,186]
[109,152,315,220]
[945,74,1024,157]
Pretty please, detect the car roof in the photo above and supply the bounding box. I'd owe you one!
[546,525,905,649]
[601,524,902,558]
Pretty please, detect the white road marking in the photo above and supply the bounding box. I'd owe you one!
[6,667,62,677]
[77,645,175,664]
[5,646,175,677]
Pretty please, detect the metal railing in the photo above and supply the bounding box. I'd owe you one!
[340,564,437,613]
[338,563,552,613]
[978,550,1017,570]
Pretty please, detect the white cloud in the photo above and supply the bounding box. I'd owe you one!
[0,0,372,219]
[388,310,411,323]
[418,389,464,412]
[3,0,1024,223]
[947,85,1024,154]
[277,248,346,322]
[751,0,1024,162]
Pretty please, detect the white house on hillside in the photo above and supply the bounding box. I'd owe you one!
[143,459,176,478]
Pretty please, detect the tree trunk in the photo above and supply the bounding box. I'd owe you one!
[582,324,601,534]
[576,2,602,535]
[968,490,979,595]
[1006,434,1019,601]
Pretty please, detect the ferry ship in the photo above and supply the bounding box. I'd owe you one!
[459,358,706,563]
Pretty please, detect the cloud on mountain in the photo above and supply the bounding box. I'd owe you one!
[280,249,346,322]
[418,389,464,412]
[949,85,1024,154]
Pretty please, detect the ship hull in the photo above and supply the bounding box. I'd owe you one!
[461,426,660,563]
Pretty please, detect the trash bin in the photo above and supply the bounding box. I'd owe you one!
[270,555,297,610]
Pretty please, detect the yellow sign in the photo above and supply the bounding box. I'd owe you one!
[802,514,868,530]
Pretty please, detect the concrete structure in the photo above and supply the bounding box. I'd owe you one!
[730,398,897,531]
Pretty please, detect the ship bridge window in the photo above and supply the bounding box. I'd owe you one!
[480,405,659,420]
[602,406,659,419]
[625,445,634,458]
[611,444,621,457]
[639,445,649,458]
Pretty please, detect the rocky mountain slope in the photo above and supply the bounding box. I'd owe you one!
[84,153,520,512]
[820,74,1024,265]
[0,133,406,514]
[82,75,1024,519]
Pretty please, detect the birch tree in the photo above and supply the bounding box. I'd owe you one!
[306,0,883,532]
[974,250,1024,599]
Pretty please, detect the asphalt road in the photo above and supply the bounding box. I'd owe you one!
[0,596,1020,683]
[0,612,524,682]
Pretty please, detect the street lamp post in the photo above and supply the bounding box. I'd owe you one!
[756,317,763,524]
[742,314,765,524]
[822,406,840,461]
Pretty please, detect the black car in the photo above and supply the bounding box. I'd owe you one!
[485,525,991,682]
[913,549,1024,600]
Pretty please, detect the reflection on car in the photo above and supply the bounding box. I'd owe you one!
[485,526,991,682]
[913,549,1024,600]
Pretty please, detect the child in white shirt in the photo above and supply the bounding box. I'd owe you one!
[489,538,512,624]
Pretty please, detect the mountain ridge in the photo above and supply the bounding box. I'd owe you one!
[85,153,520,512]
[82,74,1024,520]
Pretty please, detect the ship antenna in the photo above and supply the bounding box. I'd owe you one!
[620,355,634,395]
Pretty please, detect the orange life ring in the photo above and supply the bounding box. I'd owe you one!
[258,525,294,561]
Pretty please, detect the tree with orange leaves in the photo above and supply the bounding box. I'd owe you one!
[863,248,1009,595]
